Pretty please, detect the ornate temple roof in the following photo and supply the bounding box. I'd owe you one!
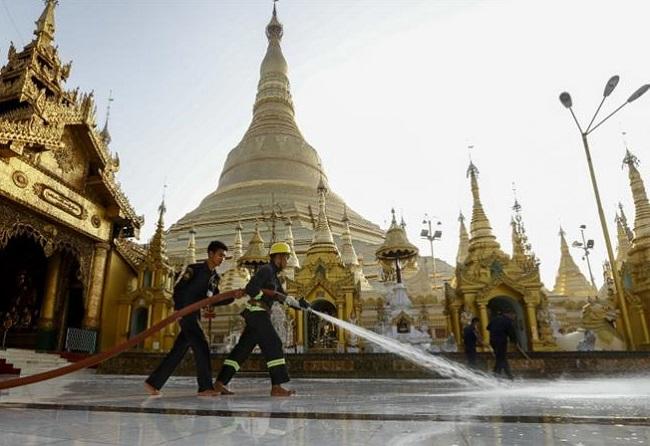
[165,5,384,260]
[376,209,418,261]
[552,227,596,299]
[239,222,268,268]
[0,1,142,236]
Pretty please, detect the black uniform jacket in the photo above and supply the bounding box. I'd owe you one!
[486,315,517,345]
[173,262,232,316]
[245,262,285,308]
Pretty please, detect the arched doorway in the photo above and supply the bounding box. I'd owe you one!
[130,307,149,349]
[56,255,85,351]
[487,296,529,351]
[306,299,337,351]
[0,236,47,348]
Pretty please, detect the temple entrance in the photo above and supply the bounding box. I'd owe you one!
[130,307,149,349]
[306,299,337,351]
[0,236,47,349]
[487,295,529,351]
[56,256,85,351]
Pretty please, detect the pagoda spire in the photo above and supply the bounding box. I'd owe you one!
[243,2,301,140]
[100,90,113,145]
[185,227,196,264]
[239,221,268,269]
[148,194,168,263]
[284,217,300,269]
[309,176,337,248]
[340,205,360,267]
[456,212,469,265]
[618,202,634,242]
[34,0,58,46]
[510,196,534,266]
[466,162,501,252]
[615,211,632,267]
[623,150,650,250]
[552,227,595,297]
[232,221,244,262]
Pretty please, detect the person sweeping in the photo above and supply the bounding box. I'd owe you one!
[214,242,309,397]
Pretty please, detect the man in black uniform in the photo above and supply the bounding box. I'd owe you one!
[144,241,242,396]
[463,317,482,368]
[486,310,517,379]
[214,242,308,397]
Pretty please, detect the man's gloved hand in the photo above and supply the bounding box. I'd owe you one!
[298,297,311,309]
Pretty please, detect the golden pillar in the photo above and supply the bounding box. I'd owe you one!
[297,306,304,348]
[525,302,540,343]
[336,301,345,349]
[83,242,110,330]
[478,302,489,343]
[451,304,461,343]
[636,306,650,345]
[38,252,62,331]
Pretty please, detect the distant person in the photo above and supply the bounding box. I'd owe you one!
[144,241,243,397]
[463,317,482,368]
[486,311,517,379]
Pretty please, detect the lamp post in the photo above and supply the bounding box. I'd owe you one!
[572,224,597,289]
[559,76,650,349]
[421,214,442,285]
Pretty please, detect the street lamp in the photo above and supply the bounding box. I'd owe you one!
[421,214,442,285]
[571,224,597,289]
[559,75,650,349]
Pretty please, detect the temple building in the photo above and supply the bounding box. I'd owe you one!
[446,162,557,352]
[0,1,142,353]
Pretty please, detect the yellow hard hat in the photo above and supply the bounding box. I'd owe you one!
[269,242,291,256]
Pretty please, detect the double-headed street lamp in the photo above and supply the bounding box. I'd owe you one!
[559,76,650,349]
[571,224,596,289]
[421,214,442,285]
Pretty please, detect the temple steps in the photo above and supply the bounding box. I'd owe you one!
[0,348,95,377]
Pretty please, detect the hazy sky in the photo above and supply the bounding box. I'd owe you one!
[2,0,649,289]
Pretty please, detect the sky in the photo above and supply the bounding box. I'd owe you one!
[2,0,650,290]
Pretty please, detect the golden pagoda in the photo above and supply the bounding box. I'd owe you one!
[0,1,142,352]
[546,227,597,332]
[164,4,385,266]
[113,199,176,352]
[448,161,557,351]
[285,178,359,351]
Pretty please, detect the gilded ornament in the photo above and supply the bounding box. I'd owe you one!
[52,143,75,173]
[11,170,28,188]
[91,215,101,228]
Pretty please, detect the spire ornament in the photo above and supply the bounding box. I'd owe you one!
[456,212,469,265]
[466,160,500,252]
[623,149,650,249]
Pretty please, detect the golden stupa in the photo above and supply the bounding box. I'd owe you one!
[165,5,384,260]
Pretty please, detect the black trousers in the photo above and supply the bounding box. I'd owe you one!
[145,315,213,392]
[491,341,513,379]
[217,310,289,386]
[465,345,478,368]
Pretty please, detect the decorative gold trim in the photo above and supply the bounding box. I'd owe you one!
[11,170,28,188]
[33,182,87,220]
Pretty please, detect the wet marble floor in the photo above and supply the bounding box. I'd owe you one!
[0,374,648,445]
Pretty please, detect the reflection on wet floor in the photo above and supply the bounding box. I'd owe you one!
[0,375,648,445]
